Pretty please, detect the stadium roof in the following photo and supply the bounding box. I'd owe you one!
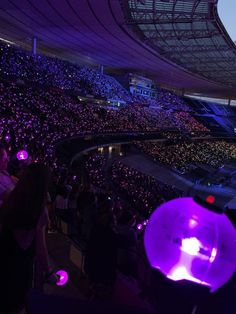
[0,0,235,99]
[122,0,236,89]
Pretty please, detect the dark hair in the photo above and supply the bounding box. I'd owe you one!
[68,183,79,200]
[0,163,50,229]
[97,193,113,211]
[57,185,69,198]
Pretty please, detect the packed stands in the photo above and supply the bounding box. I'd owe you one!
[155,89,191,112]
[135,140,236,174]
[111,160,182,217]
[0,42,195,110]
[0,44,210,177]
[84,152,108,190]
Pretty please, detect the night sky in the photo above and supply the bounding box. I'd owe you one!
[218,0,236,42]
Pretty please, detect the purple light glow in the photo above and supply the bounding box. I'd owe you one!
[56,270,68,286]
[5,135,10,141]
[16,150,28,161]
[144,197,236,292]
[167,266,209,287]
[137,224,143,230]
[189,218,198,229]
[181,237,201,256]
[209,248,217,263]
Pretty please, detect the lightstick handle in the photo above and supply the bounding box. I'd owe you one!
[45,270,60,285]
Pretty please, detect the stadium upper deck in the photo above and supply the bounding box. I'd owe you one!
[0,0,235,99]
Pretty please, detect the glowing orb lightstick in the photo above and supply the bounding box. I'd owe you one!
[16,150,28,161]
[56,270,68,286]
[137,223,143,230]
[144,197,236,292]
[5,135,11,142]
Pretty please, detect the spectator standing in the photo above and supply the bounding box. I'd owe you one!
[0,144,16,206]
[84,200,119,300]
[0,163,53,313]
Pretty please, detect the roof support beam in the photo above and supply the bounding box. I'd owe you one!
[143,29,219,40]
[127,16,214,24]
[163,45,229,54]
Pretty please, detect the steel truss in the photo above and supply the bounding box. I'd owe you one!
[121,0,236,87]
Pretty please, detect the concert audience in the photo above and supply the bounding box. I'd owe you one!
[111,161,181,217]
[136,140,236,174]
[85,153,108,191]
[84,197,119,299]
[0,40,234,312]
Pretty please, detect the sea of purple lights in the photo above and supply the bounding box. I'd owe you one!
[0,78,209,177]
[0,41,210,177]
[0,42,192,110]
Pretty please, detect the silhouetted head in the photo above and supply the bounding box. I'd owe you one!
[0,163,50,229]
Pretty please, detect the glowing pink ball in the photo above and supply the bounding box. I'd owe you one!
[5,135,11,142]
[56,270,68,286]
[16,150,28,161]
[144,197,236,292]
[137,223,143,230]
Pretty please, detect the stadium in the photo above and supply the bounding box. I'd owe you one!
[0,0,236,313]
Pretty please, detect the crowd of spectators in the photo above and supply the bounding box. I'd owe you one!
[0,42,195,111]
[111,160,182,217]
[161,131,187,142]
[155,89,191,112]
[0,78,210,179]
[78,66,133,102]
[1,40,235,312]
[0,43,144,104]
[173,111,209,133]
[84,152,109,191]
[77,149,183,221]
[0,42,211,173]
[0,43,82,90]
[136,140,236,174]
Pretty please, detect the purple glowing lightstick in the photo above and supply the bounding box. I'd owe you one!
[56,270,68,286]
[5,135,11,142]
[137,223,143,230]
[144,197,236,292]
[16,150,28,161]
